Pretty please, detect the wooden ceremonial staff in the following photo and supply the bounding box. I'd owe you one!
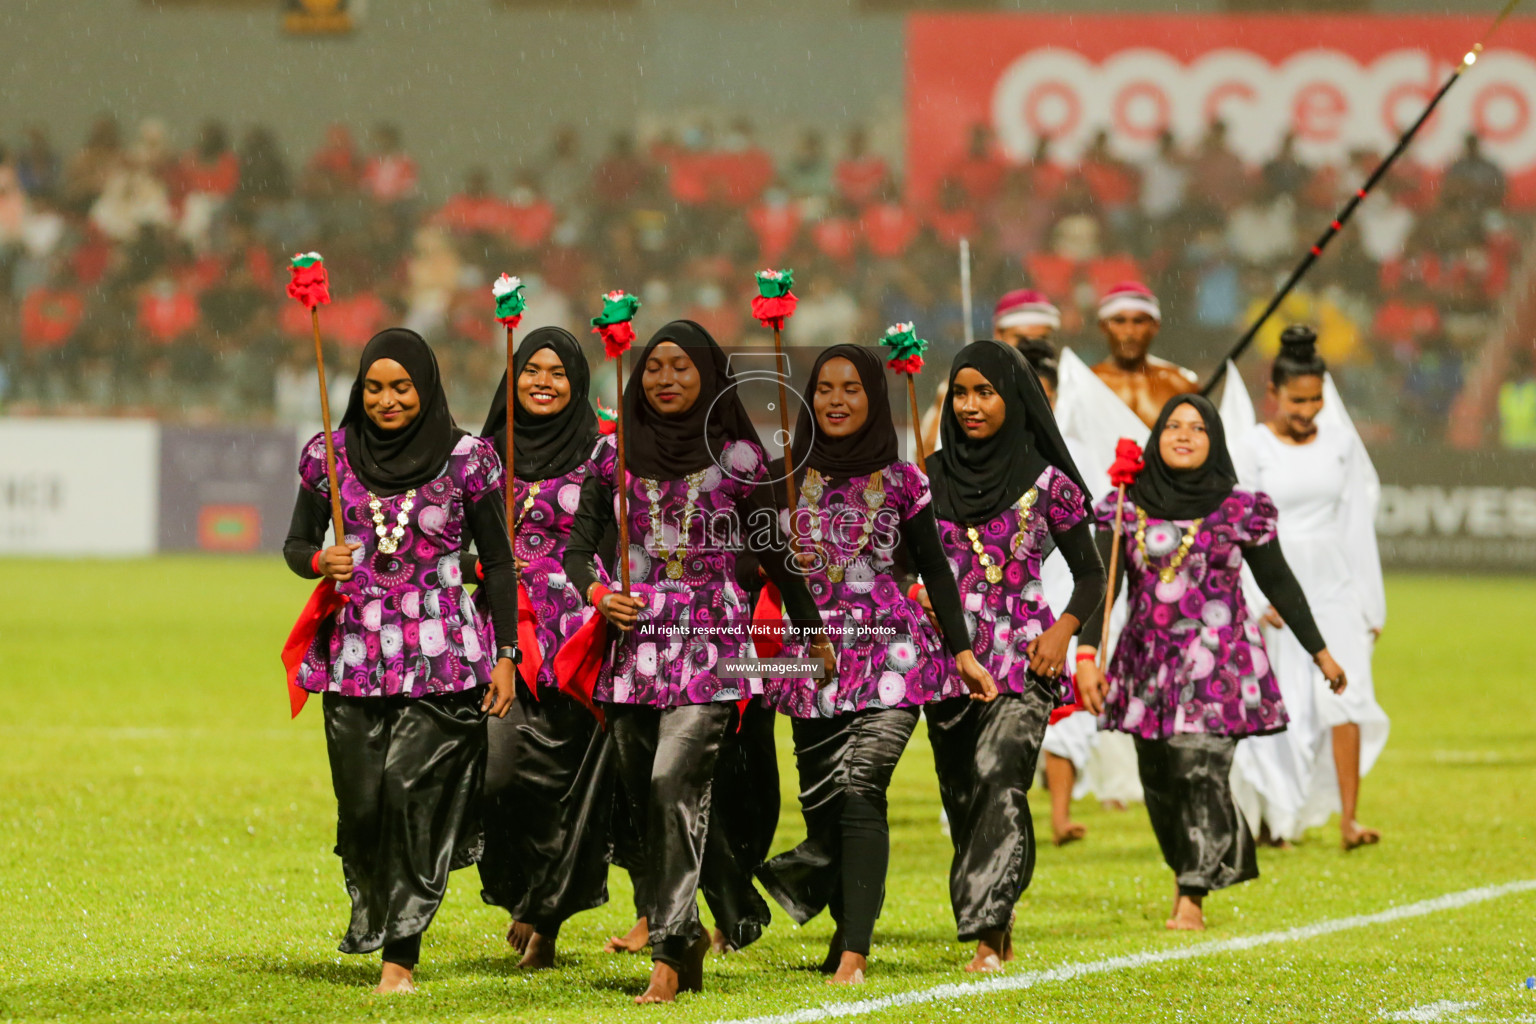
[504,322,516,541]
[1098,482,1127,667]
[310,307,345,539]
[907,377,927,474]
[773,321,799,527]
[614,354,632,594]
[1201,0,1523,395]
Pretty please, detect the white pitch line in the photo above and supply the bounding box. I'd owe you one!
[713,879,1536,1024]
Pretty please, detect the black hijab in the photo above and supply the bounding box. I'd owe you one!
[341,328,464,496]
[791,344,900,482]
[1129,393,1239,521]
[623,320,759,479]
[928,339,1089,526]
[479,326,599,481]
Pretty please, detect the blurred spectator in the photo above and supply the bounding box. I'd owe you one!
[834,126,888,206]
[947,124,1007,207]
[15,126,60,198]
[63,116,123,211]
[1188,121,1251,213]
[1140,130,1188,224]
[1444,133,1506,210]
[361,123,418,205]
[784,129,832,199]
[310,124,361,190]
[91,153,172,242]
[592,132,649,210]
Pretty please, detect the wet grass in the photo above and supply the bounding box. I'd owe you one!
[2,559,1533,1022]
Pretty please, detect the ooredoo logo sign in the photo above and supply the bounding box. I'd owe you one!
[907,14,1536,202]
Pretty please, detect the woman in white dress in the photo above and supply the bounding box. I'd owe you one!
[1231,326,1388,851]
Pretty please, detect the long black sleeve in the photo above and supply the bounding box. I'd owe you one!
[563,471,616,599]
[466,491,518,649]
[1078,527,1123,650]
[903,504,972,657]
[283,487,330,579]
[1245,539,1327,655]
[1055,519,1108,630]
[739,484,823,636]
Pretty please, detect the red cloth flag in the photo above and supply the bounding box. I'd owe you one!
[281,580,349,718]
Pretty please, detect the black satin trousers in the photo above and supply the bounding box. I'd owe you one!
[757,707,920,957]
[322,688,486,957]
[610,701,778,953]
[926,685,1053,940]
[477,687,615,937]
[608,701,738,968]
[1133,733,1259,896]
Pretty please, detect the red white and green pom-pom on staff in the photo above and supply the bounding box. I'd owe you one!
[1098,439,1145,668]
[879,322,931,474]
[287,252,342,540]
[591,289,643,593]
[492,274,527,531]
[280,251,340,717]
[751,268,802,531]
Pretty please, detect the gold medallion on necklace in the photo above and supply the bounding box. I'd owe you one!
[826,564,844,583]
[666,560,684,580]
[985,564,1003,584]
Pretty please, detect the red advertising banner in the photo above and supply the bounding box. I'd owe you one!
[906,13,1536,203]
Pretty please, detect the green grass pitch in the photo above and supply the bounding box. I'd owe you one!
[3,559,1534,1023]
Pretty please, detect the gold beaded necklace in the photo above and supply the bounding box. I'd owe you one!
[800,467,885,583]
[964,486,1038,584]
[1134,507,1203,584]
[368,488,416,554]
[643,469,708,580]
[513,480,541,530]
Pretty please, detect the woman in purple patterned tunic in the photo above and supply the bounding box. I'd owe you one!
[920,340,1106,972]
[562,320,829,1004]
[282,329,518,993]
[466,327,612,970]
[1078,395,1346,932]
[757,345,997,987]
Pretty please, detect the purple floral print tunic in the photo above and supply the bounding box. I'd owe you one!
[589,436,767,708]
[1095,488,1289,740]
[765,462,964,719]
[935,465,1086,700]
[498,447,605,690]
[295,432,501,699]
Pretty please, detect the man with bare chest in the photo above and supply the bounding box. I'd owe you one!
[1091,282,1197,428]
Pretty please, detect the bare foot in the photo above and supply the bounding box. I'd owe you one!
[1052,822,1087,846]
[517,932,556,970]
[373,962,417,994]
[1165,894,1205,931]
[1101,799,1128,812]
[819,926,845,974]
[636,961,681,1004]
[710,927,731,955]
[605,916,649,954]
[507,919,534,954]
[827,951,867,985]
[966,929,1007,973]
[636,934,709,1003]
[1341,821,1381,851]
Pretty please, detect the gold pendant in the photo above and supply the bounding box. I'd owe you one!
[826,563,844,583]
[666,560,684,580]
[378,538,397,555]
[984,564,1003,585]
[1159,566,1176,584]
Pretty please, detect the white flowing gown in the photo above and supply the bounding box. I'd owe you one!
[1228,378,1389,840]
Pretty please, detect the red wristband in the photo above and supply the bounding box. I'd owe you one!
[906,583,924,603]
[1075,650,1098,663]
[311,551,322,574]
[475,559,485,582]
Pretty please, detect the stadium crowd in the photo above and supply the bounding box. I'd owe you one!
[0,114,1527,444]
